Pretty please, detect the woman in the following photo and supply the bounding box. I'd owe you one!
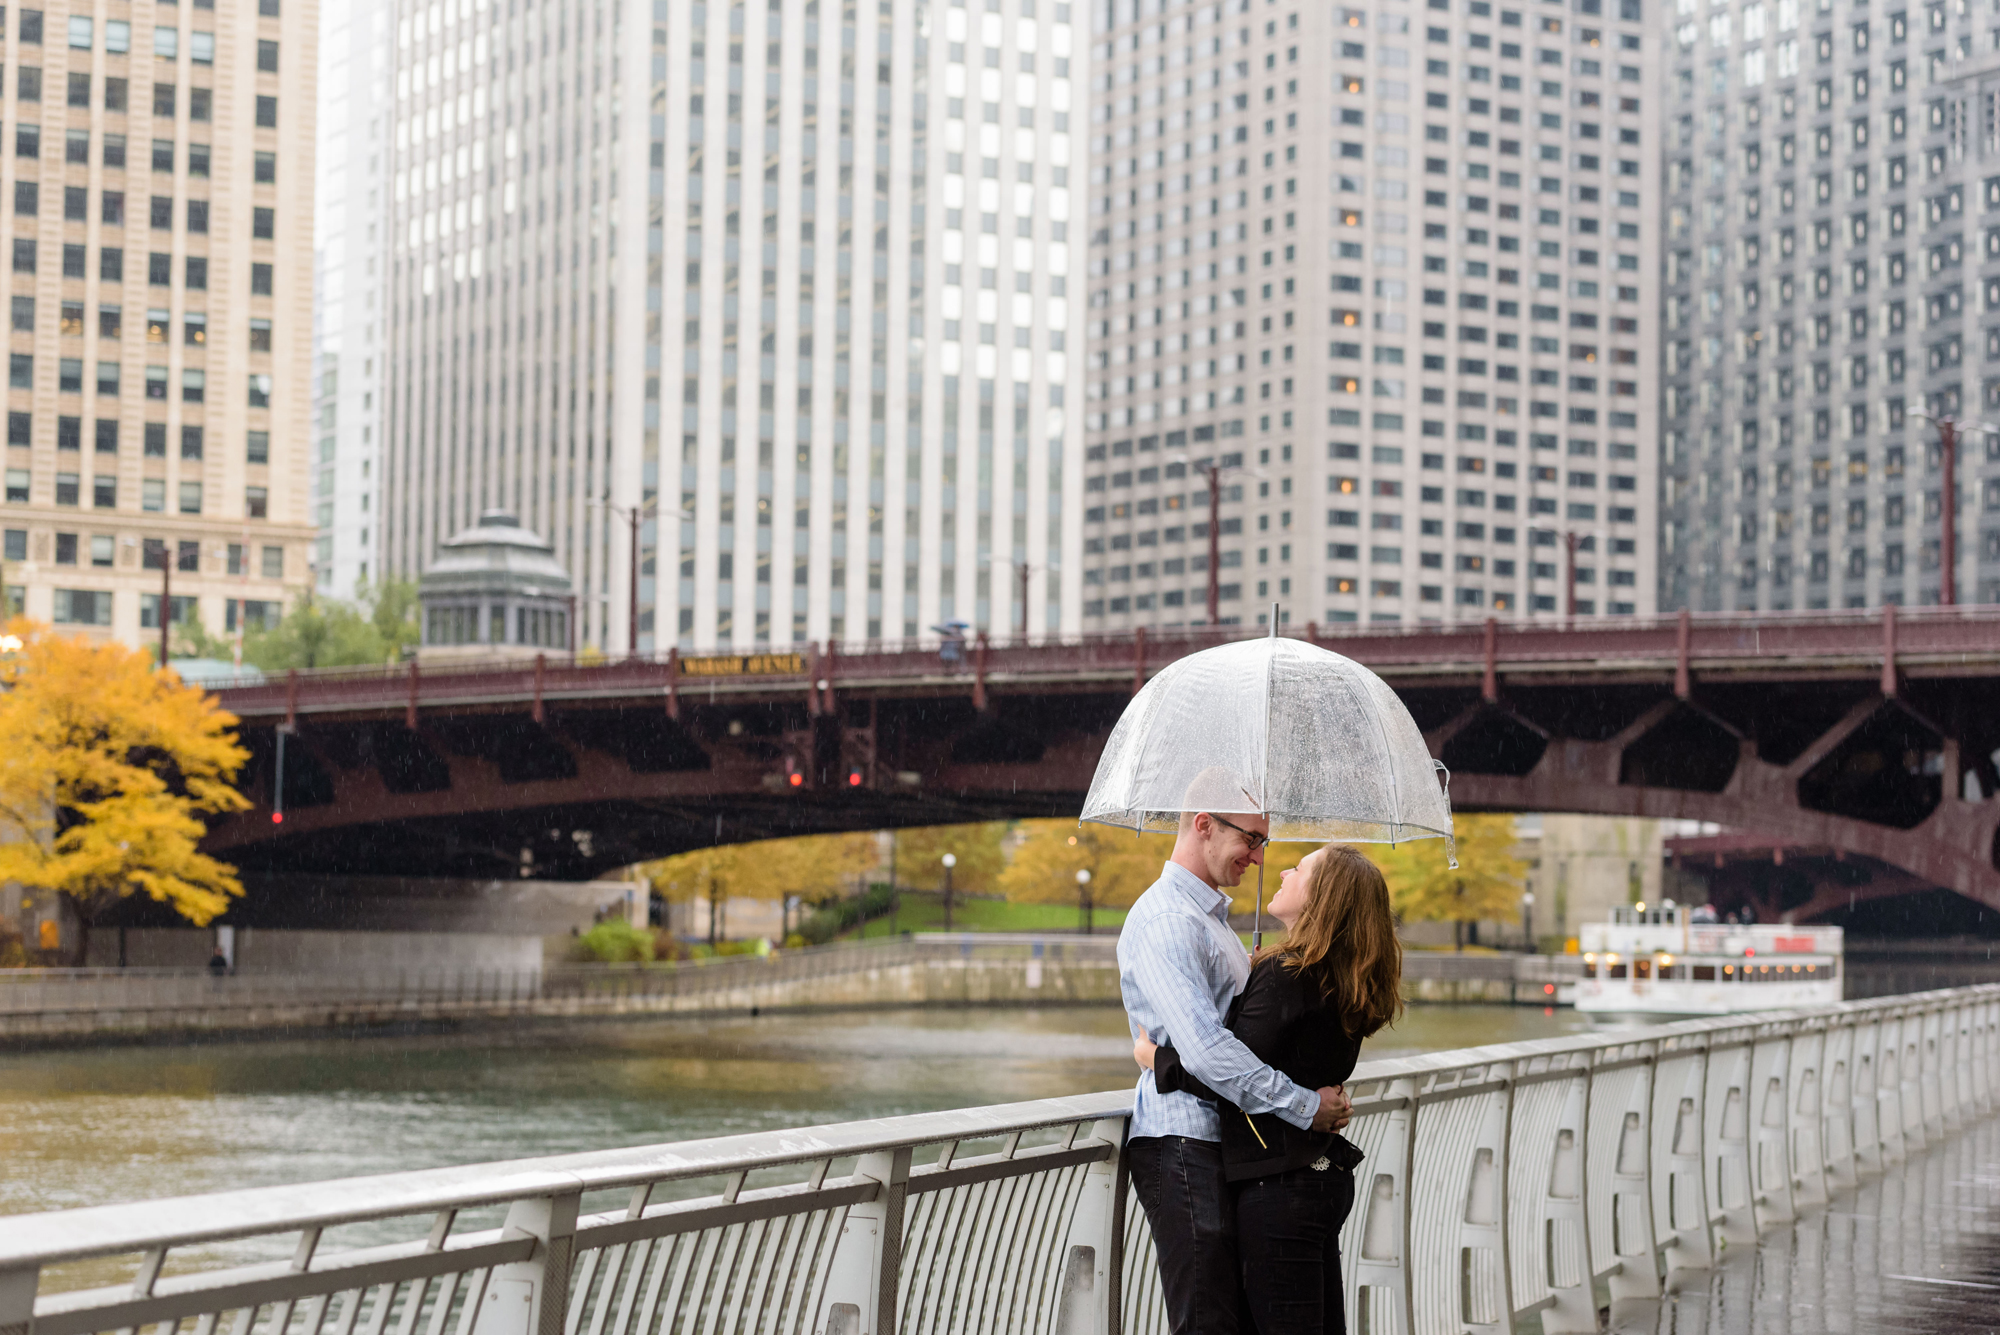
[1133,843,1402,1335]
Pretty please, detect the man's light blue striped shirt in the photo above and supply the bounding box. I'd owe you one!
[1117,861,1319,1141]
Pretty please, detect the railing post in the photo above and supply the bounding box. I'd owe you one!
[0,1262,38,1335]
[972,632,989,712]
[1880,600,1898,699]
[471,1191,581,1335]
[665,646,681,721]
[815,1148,910,1335]
[406,657,421,731]
[1347,1076,1416,1335]
[532,653,546,726]
[1480,616,1498,703]
[1674,607,1692,700]
[1052,1118,1127,1335]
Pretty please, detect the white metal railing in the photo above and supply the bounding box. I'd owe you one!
[1,984,1993,1335]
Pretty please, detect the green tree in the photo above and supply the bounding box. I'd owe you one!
[1001,820,1178,929]
[1367,813,1527,949]
[0,618,252,964]
[243,578,422,670]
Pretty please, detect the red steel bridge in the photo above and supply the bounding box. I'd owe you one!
[201,607,2000,916]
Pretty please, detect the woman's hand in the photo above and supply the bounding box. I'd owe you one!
[1132,1035,1158,1070]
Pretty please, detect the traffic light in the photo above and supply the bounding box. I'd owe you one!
[847,768,864,787]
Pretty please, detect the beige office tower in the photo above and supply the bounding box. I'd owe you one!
[0,1,317,649]
[1083,0,1658,629]
[384,0,1085,654]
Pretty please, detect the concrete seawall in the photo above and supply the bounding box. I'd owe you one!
[0,948,1583,1049]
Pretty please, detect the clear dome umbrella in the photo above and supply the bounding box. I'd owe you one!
[1080,617,1455,944]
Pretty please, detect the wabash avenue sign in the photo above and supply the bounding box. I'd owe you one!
[678,652,808,678]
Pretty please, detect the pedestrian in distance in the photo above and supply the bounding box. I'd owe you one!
[1135,843,1403,1335]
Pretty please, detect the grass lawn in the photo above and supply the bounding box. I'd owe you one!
[847,892,1127,939]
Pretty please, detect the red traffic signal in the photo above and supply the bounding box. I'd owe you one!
[788,772,804,787]
[271,811,284,824]
[847,769,863,787]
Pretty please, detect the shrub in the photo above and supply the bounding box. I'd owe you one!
[579,919,656,964]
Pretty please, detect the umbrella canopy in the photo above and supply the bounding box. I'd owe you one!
[1079,635,1453,848]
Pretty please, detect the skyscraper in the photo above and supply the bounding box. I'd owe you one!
[1083,0,1658,629]
[0,0,316,650]
[312,0,394,599]
[383,0,1086,653]
[1660,1,2000,610]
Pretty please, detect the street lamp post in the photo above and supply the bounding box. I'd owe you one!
[1913,413,2000,606]
[1076,868,1093,936]
[590,496,689,657]
[1521,891,1537,954]
[941,852,957,932]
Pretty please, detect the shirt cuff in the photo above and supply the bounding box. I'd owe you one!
[1275,1083,1318,1131]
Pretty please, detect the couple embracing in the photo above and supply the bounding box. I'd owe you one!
[1117,807,1402,1335]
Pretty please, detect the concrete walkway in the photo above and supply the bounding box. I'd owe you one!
[1635,1115,2000,1335]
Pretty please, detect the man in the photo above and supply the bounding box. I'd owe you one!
[1119,801,1351,1334]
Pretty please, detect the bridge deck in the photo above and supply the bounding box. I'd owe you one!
[1642,1114,2000,1335]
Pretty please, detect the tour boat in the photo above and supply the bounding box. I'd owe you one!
[1575,903,1843,1015]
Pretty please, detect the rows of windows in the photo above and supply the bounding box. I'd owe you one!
[2,466,271,518]
[4,245,275,294]
[5,355,274,406]
[8,301,274,350]
[3,413,269,461]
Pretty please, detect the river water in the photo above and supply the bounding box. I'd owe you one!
[0,1004,1600,1224]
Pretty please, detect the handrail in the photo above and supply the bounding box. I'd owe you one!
[2,983,1993,1335]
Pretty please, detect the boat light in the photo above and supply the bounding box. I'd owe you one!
[1583,952,1596,962]
[1659,953,1674,965]
[1745,947,1755,957]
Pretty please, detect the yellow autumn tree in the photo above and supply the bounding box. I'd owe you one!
[0,618,252,964]
[1000,819,1176,918]
[892,822,1008,895]
[643,830,880,940]
[1365,813,1528,949]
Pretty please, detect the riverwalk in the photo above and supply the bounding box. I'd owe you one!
[0,937,1583,1047]
[0,984,1991,1335]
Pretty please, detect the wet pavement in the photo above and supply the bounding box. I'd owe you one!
[1637,1113,2000,1335]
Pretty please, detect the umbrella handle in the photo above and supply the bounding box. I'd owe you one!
[1252,860,1263,951]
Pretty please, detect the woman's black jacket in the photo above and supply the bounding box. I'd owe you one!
[1153,954,1368,1182]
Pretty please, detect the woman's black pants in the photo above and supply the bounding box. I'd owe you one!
[1230,1163,1358,1335]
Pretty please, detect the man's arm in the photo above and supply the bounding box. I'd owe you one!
[1126,914,1321,1130]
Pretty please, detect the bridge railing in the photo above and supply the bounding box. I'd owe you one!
[206,603,2000,719]
[3,984,1993,1335]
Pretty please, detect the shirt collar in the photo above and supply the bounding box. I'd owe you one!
[1159,860,1231,921]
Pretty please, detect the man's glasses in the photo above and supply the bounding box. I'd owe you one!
[1207,813,1270,851]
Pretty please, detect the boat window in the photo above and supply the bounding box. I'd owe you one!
[1692,964,1717,981]
[1607,962,1628,979]
[1583,959,1596,978]
[1633,958,1652,980]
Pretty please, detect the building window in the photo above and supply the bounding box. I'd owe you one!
[15,126,39,159]
[142,479,166,512]
[102,133,125,168]
[56,417,80,451]
[53,590,112,626]
[180,426,203,460]
[94,420,117,453]
[100,247,123,281]
[261,545,283,578]
[178,481,202,515]
[250,263,273,295]
[58,359,82,393]
[255,95,277,128]
[3,470,27,503]
[6,414,27,446]
[247,374,271,408]
[181,369,205,403]
[184,312,206,345]
[257,39,279,72]
[189,88,212,122]
[144,424,167,456]
[145,366,168,399]
[253,151,275,184]
[246,430,270,464]
[245,486,268,519]
[248,318,271,352]
[8,354,32,388]
[92,475,115,508]
[151,138,173,172]
[190,31,214,65]
[252,207,275,240]
[11,240,35,273]
[54,472,79,505]
[154,27,178,59]
[95,362,118,396]
[185,257,207,289]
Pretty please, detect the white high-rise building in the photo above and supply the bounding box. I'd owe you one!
[382,0,1086,653]
[312,0,393,599]
[1083,0,1659,629]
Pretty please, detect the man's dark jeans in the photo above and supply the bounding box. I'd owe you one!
[1232,1163,1359,1335]
[1128,1135,1244,1335]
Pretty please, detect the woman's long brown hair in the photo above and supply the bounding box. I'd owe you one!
[1265,844,1403,1038]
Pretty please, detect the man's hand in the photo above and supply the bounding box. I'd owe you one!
[1133,1035,1158,1070]
[1312,1085,1355,1133]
